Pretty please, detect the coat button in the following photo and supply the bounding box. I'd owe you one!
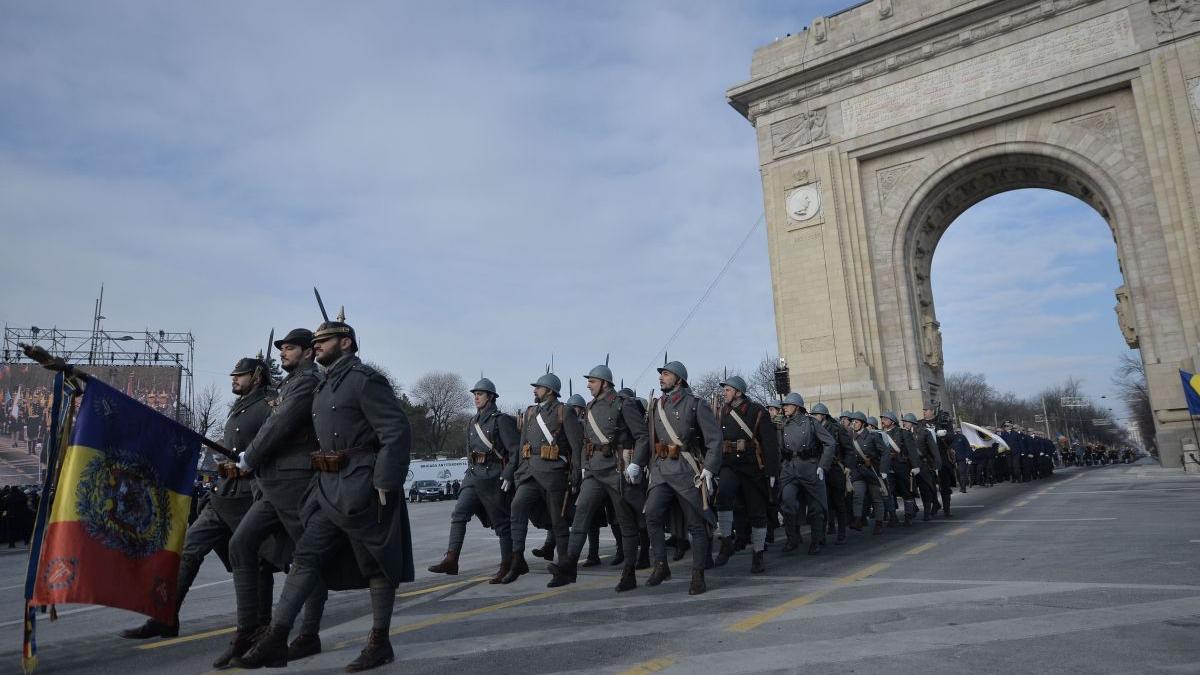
[334,432,340,437]
[332,405,337,410]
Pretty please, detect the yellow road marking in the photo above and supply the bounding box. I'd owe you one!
[1016,500,1030,507]
[905,542,937,555]
[136,626,234,651]
[335,580,604,648]
[142,576,489,652]
[727,562,890,633]
[620,656,678,674]
[998,508,1013,515]
[948,527,970,536]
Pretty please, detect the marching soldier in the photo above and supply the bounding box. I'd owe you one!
[922,404,958,513]
[221,329,328,668]
[566,390,613,568]
[500,372,583,584]
[547,363,648,591]
[847,411,886,535]
[427,378,519,583]
[235,317,413,672]
[880,412,922,526]
[903,413,942,521]
[119,355,278,641]
[777,393,835,555]
[713,376,779,572]
[631,360,720,595]
[810,403,850,545]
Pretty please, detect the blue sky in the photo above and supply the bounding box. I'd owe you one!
[0,2,1134,417]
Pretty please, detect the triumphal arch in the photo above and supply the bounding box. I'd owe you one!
[728,0,1200,466]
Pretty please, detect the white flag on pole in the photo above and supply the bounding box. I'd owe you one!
[960,420,1009,451]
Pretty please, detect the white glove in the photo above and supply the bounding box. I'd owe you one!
[911,467,920,476]
[624,463,642,483]
[936,429,947,437]
[236,454,250,472]
[699,468,714,494]
[881,473,888,480]
[816,467,825,481]
[581,468,586,482]
[769,476,776,488]
[500,478,512,492]
[377,488,388,506]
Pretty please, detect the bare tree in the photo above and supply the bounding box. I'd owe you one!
[413,371,471,455]
[747,358,782,406]
[189,383,224,470]
[1113,351,1156,456]
[943,372,993,423]
[691,370,723,406]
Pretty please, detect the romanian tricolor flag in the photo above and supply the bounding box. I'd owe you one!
[29,378,201,624]
[1182,370,1200,416]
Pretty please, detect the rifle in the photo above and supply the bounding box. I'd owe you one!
[19,343,236,461]
[851,437,889,497]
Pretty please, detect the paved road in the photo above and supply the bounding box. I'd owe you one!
[5,461,1200,674]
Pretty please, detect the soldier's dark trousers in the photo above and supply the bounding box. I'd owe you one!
[892,464,917,518]
[715,464,769,552]
[568,477,638,563]
[645,484,710,570]
[914,470,939,511]
[273,508,386,630]
[825,466,848,536]
[510,479,570,561]
[938,467,956,506]
[230,496,327,634]
[177,507,231,616]
[851,478,884,520]
[779,460,828,542]
[447,484,512,562]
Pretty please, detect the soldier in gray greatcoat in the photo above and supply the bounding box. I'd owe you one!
[903,412,942,521]
[712,375,779,574]
[846,411,887,535]
[547,363,649,591]
[810,403,851,545]
[499,372,583,584]
[235,319,412,672]
[777,393,836,555]
[220,329,328,668]
[119,356,278,642]
[629,360,721,595]
[880,411,922,526]
[428,377,519,583]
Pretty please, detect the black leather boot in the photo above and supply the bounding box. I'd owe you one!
[546,556,578,587]
[688,569,706,595]
[287,632,322,661]
[715,537,734,566]
[499,553,529,584]
[615,565,637,592]
[230,624,289,669]
[750,550,765,574]
[344,629,394,672]
[212,627,260,669]
[489,557,511,584]
[427,549,460,575]
[646,560,671,587]
[119,618,178,640]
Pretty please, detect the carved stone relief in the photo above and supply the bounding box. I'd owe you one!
[1150,0,1200,41]
[879,0,894,19]
[1114,285,1140,348]
[1057,108,1121,147]
[876,160,920,203]
[921,319,944,369]
[771,108,828,156]
[786,183,823,222]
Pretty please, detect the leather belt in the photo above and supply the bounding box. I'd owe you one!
[310,444,378,473]
[584,440,616,459]
[470,451,491,465]
[721,439,748,454]
[653,443,682,459]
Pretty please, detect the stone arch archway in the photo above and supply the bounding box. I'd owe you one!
[729,0,1200,465]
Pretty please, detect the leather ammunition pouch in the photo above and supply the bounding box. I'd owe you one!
[584,440,615,459]
[539,444,560,461]
[470,451,491,465]
[217,462,250,479]
[310,444,377,473]
[521,443,532,459]
[653,443,682,460]
[722,439,748,454]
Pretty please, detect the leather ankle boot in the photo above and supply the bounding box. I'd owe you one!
[750,551,765,574]
[646,560,671,586]
[546,556,578,588]
[489,557,511,584]
[615,565,637,592]
[287,632,322,661]
[212,627,259,669]
[715,537,734,566]
[500,553,528,584]
[427,549,459,575]
[344,629,394,672]
[230,624,289,669]
[119,618,178,640]
[688,568,706,595]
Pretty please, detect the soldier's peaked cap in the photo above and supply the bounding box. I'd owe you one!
[274,327,314,350]
[230,357,267,376]
[720,375,748,394]
[586,365,614,384]
[313,321,355,344]
[470,378,498,397]
[657,361,688,382]
[531,372,562,395]
[782,392,805,408]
